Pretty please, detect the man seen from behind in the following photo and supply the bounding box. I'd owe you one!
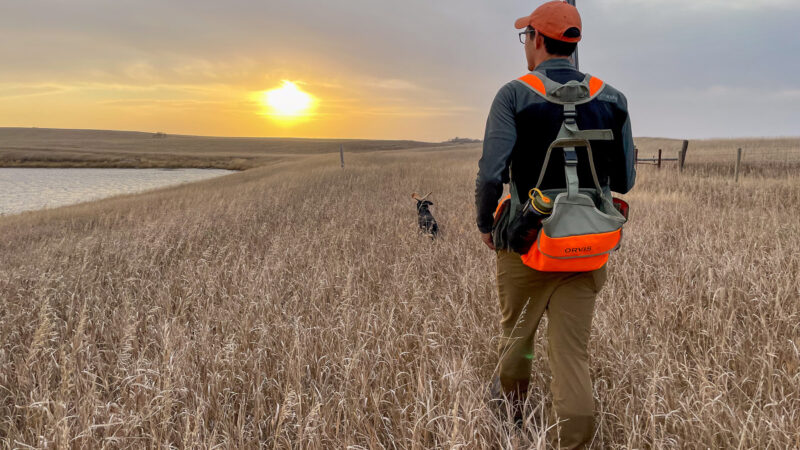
[475,2,636,448]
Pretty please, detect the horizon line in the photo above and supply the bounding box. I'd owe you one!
[2,126,799,143]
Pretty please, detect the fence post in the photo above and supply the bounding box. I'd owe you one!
[679,140,689,172]
[634,147,639,166]
[340,144,345,169]
[734,148,742,182]
[657,149,662,169]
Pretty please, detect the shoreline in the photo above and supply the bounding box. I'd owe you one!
[0,159,252,171]
[0,166,239,218]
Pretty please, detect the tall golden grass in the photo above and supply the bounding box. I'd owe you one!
[1,144,799,448]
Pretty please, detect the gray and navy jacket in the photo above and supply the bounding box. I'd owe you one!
[475,58,636,234]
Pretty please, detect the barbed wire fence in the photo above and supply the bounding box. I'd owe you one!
[635,140,800,181]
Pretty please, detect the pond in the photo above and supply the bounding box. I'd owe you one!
[0,168,236,216]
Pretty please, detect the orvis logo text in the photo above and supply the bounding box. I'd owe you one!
[564,246,592,254]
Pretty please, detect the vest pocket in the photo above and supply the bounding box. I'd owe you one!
[492,197,512,251]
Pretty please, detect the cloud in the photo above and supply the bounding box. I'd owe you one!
[0,84,69,99]
[356,105,476,118]
[704,85,800,100]
[603,0,799,10]
[97,99,230,109]
[367,79,421,91]
[0,0,798,140]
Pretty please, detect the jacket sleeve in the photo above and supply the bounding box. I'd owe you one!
[475,83,516,233]
[610,91,636,194]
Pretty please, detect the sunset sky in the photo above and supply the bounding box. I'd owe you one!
[1,0,798,141]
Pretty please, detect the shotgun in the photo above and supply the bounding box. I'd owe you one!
[565,0,579,70]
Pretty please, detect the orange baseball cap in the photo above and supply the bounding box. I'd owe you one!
[515,1,582,43]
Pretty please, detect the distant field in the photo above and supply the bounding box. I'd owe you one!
[2,127,798,173]
[1,140,798,448]
[0,127,448,170]
[0,128,800,172]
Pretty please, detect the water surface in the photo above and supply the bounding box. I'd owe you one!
[0,168,235,216]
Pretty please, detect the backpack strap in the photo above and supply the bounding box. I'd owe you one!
[535,121,610,200]
[516,71,606,104]
[517,74,547,96]
[588,75,605,97]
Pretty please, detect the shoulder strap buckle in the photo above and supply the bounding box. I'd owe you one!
[563,103,578,127]
[563,148,579,166]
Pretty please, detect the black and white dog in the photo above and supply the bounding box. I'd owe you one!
[411,192,439,238]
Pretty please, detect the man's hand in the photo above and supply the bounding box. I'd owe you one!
[481,232,495,250]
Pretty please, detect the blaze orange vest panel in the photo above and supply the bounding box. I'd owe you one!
[517,74,547,96]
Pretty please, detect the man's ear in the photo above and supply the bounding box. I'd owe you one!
[534,32,545,50]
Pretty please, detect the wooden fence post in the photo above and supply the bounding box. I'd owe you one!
[634,147,639,166]
[657,149,662,169]
[734,148,742,182]
[340,144,345,169]
[679,140,689,172]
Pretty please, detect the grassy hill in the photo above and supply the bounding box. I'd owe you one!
[3,127,798,172]
[0,127,453,170]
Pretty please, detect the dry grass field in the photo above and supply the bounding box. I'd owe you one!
[1,138,799,448]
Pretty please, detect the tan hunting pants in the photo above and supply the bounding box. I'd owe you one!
[495,250,607,449]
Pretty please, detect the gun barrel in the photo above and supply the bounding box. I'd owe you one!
[565,0,579,70]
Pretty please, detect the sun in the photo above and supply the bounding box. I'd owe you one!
[260,81,316,120]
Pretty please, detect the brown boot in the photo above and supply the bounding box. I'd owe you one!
[488,376,530,427]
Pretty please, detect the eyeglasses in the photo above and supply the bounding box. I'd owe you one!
[519,28,535,44]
